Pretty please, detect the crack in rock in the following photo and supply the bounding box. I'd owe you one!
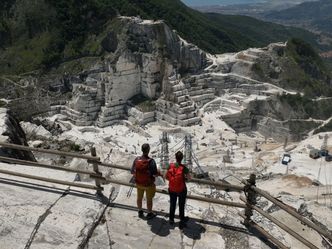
[77,187,116,249]
[105,186,121,249]
[24,187,70,249]
[180,230,185,249]
[105,217,115,249]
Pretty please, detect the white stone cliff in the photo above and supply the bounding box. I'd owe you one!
[44,18,323,142]
[53,17,208,127]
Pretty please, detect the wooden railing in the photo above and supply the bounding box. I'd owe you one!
[97,161,245,192]
[0,141,331,248]
[240,174,332,249]
[0,141,103,191]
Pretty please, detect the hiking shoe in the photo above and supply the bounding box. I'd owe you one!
[138,210,144,218]
[146,212,156,220]
[182,216,189,223]
[179,221,187,230]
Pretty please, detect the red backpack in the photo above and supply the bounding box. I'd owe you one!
[167,163,186,193]
[135,157,153,186]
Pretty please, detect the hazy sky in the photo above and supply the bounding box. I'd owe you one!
[181,0,265,6]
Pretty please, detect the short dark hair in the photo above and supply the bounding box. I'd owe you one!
[175,151,183,162]
[141,143,150,154]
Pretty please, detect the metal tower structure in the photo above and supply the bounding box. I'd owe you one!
[184,134,193,172]
[283,137,288,150]
[160,131,169,170]
[321,134,328,152]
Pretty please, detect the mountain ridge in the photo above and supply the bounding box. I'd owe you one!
[265,0,332,35]
[0,0,329,75]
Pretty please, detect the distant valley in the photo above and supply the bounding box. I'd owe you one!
[194,0,318,15]
[264,0,332,35]
[195,0,331,36]
[195,0,332,70]
[182,0,264,6]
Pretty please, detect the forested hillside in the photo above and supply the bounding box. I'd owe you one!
[205,13,325,50]
[0,0,329,74]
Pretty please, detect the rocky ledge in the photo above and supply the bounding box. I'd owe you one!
[0,108,36,161]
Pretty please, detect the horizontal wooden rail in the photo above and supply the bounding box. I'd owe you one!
[102,177,246,208]
[238,212,289,249]
[0,156,104,179]
[98,161,244,192]
[252,186,332,242]
[98,161,129,171]
[189,178,244,192]
[0,142,100,161]
[0,168,103,191]
[240,196,319,249]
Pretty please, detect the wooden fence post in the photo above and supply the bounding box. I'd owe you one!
[243,173,257,226]
[90,147,102,195]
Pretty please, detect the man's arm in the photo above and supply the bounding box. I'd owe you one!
[164,163,171,180]
[131,158,137,175]
[184,166,192,180]
[149,159,162,177]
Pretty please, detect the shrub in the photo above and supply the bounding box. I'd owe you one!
[70,143,81,151]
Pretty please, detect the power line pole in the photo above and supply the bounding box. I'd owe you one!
[160,131,169,171]
[283,137,288,150]
[184,134,193,172]
[321,134,328,152]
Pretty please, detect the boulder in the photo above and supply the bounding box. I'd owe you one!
[0,108,36,161]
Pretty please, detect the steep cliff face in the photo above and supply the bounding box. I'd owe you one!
[51,17,208,127]
[0,108,36,161]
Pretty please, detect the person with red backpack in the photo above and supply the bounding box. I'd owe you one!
[166,151,191,229]
[131,143,161,219]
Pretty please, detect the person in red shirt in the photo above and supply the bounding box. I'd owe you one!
[166,151,191,229]
[131,143,161,219]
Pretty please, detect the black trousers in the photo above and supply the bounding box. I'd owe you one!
[169,188,187,222]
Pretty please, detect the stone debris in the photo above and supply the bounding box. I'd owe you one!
[0,108,35,161]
